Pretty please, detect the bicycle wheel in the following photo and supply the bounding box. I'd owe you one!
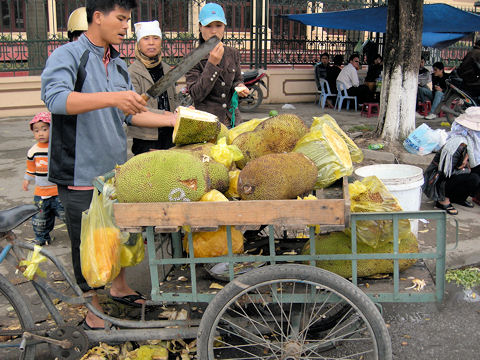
[238,84,263,112]
[197,264,392,360]
[443,93,467,124]
[0,273,36,360]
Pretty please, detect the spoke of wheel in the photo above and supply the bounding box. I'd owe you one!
[271,281,296,341]
[214,328,281,359]
[251,286,288,341]
[216,318,283,354]
[298,285,331,341]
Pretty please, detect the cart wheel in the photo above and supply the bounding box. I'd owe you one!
[197,264,392,360]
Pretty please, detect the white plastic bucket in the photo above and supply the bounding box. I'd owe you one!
[354,164,424,236]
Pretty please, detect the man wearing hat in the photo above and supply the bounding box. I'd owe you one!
[128,20,178,155]
[422,107,480,214]
[186,2,249,128]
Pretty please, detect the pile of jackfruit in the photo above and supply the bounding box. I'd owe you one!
[115,107,361,203]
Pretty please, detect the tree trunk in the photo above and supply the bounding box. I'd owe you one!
[26,0,48,76]
[376,0,423,142]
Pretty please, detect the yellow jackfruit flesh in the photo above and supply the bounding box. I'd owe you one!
[172,106,220,145]
[238,153,317,200]
[232,114,308,169]
[115,150,216,202]
[225,169,241,198]
[311,115,364,163]
[294,123,353,189]
[200,189,229,202]
[302,231,418,278]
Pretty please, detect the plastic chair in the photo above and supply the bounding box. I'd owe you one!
[335,81,357,112]
[313,63,322,105]
[318,78,337,109]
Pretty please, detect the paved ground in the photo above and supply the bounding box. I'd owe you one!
[1,104,479,359]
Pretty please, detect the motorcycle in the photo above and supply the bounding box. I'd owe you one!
[437,71,479,123]
[238,69,267,112]
[176,69,267,112]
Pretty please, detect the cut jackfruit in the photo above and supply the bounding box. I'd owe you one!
[294,123,353,189]
[232,114,308,169]
[238,153,317,200]
[311,115,364,163]
[172,106,220,145]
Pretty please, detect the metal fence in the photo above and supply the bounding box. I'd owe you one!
[0,0,476,76]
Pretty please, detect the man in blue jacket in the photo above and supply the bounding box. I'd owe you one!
[41,0,176,330]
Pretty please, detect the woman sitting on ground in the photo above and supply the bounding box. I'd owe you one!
[422,107,480,215]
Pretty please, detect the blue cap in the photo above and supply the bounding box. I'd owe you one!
[199,3,227,26]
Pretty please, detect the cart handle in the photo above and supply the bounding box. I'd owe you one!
[447,218,459,251]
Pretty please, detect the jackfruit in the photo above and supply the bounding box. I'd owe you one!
[227,117,267,144]
[172,106,220,145]
[311,115,364,163]
[225,169,241,198]
[217,123,229,142]
[232,114,308,168]
[302,231,418,278]
[294,123,353,188]
[237,153,317,200]
[115,150,215,202]
[171,144,230,193]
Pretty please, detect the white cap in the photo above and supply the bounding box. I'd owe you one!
[134,21,162,42]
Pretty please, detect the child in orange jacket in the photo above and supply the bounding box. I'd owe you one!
[23,112,65,245]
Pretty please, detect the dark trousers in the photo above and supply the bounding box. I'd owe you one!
[346,84,373,104]
[445,166,480,202]
[32,195,66,244]
[57,186,94,292]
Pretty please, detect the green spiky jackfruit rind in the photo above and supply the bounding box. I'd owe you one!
[115,150,209,203]
[217,123,229,143]
[232,114,308,169]
[172,107,220,145]
[238,153,317,200]
[302,231,419,278]
[172,144,229,193]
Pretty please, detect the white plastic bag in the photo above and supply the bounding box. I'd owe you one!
[403,123,447,155]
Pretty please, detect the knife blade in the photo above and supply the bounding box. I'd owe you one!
[140,36,220,101]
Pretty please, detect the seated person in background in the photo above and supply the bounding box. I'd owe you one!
[336,53,372,104]
[314,52,330,85]
[417,56,432,106]
[457,39,480,97]
[423,108,480,214]
[327,54,343,94]
[420,62,449,120]
[364,54,383,92]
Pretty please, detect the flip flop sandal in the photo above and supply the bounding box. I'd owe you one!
[78,318,116,331]
[435,201,458,215]
[109,291,146,308]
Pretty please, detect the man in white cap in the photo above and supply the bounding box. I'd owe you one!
[128,20,178,155]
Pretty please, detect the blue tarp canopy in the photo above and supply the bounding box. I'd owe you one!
[283,3,480,48]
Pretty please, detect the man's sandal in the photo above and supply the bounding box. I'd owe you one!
[435,201,458,215]
[109,291,146,308]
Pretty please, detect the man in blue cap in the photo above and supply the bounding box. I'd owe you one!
[186,2,249,128]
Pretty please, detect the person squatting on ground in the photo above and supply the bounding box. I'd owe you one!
[128,20,178,155]
[41,0,176,330]
[23,112,66,245]
[186,2,249,128]
[417,62,449,120]
[422,107,480,215]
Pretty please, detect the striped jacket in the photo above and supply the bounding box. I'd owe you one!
[25,142,58,197]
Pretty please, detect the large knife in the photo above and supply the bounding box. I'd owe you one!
[139,36,220,102]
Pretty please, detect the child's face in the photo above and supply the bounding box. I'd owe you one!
[32,121,50,143]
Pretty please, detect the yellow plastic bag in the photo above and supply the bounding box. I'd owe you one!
[227,117,266,144]
[347,176,413,248]
[183,226,244,258]
[225,170,241,198]
[120,233,145,268]
[294,123,353,188]
[80,190,121,288]
[311,115,364,163]
[210,137,244,168]
[19,245,47,280]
